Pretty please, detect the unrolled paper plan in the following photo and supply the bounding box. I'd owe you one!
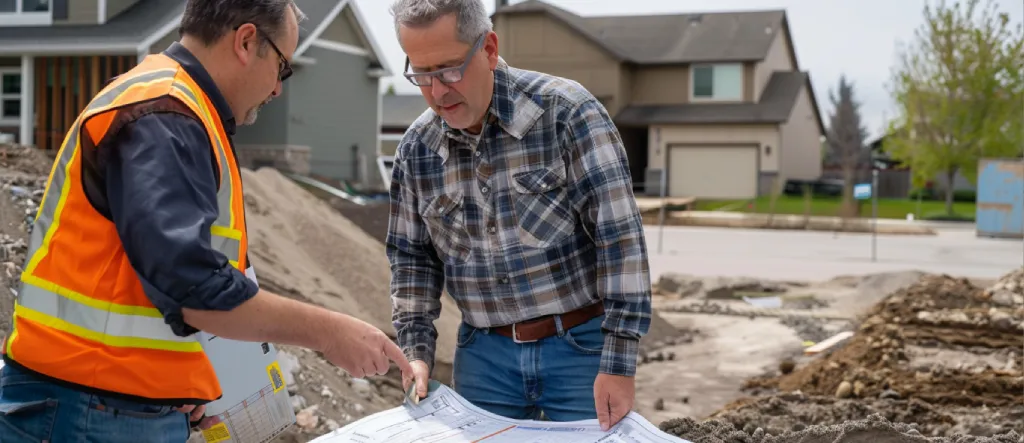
[310,380,693,443]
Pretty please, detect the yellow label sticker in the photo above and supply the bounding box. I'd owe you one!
[267,360,286,393]
[202,422,231,443]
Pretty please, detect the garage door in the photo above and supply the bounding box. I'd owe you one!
[668,146,758,199]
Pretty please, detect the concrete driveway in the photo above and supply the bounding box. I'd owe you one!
[642,226,1022,281]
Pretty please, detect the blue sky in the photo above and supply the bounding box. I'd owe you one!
[352,0,1024,141]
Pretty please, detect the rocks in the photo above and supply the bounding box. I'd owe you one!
[982,267,1024,308]
[834,381,852,398]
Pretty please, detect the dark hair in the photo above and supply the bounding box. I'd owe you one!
[179,0,305,50]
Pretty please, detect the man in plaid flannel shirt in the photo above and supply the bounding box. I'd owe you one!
[387,0,652,431]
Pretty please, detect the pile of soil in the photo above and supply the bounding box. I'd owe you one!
[240,167,465,369]
[0,144,53,336]
[754,273,1023,408]
[659,270,1024,442]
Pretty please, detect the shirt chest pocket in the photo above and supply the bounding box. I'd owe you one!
[421,190,472,264]
[511,164,576,249]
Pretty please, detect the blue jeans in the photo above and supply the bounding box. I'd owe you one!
[451,313,604,421]
[0,363,191,443]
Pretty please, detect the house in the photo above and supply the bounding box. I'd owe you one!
[492,0,826,199]
[380,93,429,156]
[0,0,391,191]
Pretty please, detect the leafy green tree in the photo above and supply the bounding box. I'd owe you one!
[885,0,1024,215]
[826,75,869,217]
[385,83,397,95]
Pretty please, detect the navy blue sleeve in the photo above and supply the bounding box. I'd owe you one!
[104,111,259,337]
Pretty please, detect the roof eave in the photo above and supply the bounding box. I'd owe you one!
[293,0,393,77]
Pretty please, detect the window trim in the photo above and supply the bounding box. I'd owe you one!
[0,68,22,124]
[0,0,53,26]
[690,63,744,102]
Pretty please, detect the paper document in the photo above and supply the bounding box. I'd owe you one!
[196,265,296,443]
[311,380,691,443]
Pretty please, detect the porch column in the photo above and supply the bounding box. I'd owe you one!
[19,55,34,147]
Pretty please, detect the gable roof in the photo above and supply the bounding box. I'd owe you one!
[293,0,393,75]
[493,0,786,64]
[617,71,826,135]
[0,0,185,55]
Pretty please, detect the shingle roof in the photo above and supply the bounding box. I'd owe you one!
[493,0,785,64]
[382,94,430,129]
[0,0,343,55]
[615,71,819,129]
[0,0,184,53]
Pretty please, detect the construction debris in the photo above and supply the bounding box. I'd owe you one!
[660,270,1024,442]
[0,144,52,336]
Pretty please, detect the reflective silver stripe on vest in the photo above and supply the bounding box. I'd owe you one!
[17,284,199,345]
[171,82,241,265]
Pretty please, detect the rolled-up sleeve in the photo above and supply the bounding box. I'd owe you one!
[104,111,259,336]
[385,143,445,373]
[564,98,653,377]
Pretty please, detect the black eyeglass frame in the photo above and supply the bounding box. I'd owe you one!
[233,24,293,81]
[403,33,486,87]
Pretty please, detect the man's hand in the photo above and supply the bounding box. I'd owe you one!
[594,373,635,431]
[402,360,431,401]
[322,313,414,379]
[175,404,205,423]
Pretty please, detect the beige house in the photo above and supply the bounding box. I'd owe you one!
[492,1,826,199]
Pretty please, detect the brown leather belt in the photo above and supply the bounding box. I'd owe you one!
[493,302,605,343]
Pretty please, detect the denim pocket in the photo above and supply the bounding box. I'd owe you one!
[0,398,59,443]
[455,322,478,348]
[562,316,604,355]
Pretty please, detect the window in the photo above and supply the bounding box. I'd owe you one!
[691,63,743,101]
[0,0,49,13]
[0,0,51,26]
[0,70,20,121]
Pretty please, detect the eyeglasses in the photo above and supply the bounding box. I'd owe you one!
[403,33,485,87]
[236,24,293,81]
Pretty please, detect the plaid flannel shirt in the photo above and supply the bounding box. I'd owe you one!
[386,58,652,377]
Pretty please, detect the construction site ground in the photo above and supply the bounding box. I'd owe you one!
[2,143,1022,443]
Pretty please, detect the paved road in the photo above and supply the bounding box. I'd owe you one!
[642,226,1022,281]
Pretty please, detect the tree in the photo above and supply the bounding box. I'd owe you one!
[826,75,868,217]
[385,83,397,95]
[885,0,1024,215]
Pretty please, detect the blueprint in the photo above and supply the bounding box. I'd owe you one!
[310,381,691,443]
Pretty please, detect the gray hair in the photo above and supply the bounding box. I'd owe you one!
[389,0,493,46]
[180,0,307,52]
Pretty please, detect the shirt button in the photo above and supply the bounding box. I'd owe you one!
[488,225,496,234]
[499,277,509,284]
[475,151,481,157]
[481,186,489,194]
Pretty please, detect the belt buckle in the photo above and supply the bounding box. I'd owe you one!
[511,323,537,344]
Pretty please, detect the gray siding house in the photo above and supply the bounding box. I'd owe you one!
[0,0,390,191]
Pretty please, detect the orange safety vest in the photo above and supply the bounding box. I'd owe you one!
[1,53,248,405]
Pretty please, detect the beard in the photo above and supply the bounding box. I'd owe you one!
[241,96,273,126]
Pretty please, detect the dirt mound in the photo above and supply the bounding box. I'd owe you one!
[240,167,465,365]
[0,144,52,336]
[0,144,54,177]
[680,270,1024,441]
[748,273,1024,409]
[661,409,1023,443]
